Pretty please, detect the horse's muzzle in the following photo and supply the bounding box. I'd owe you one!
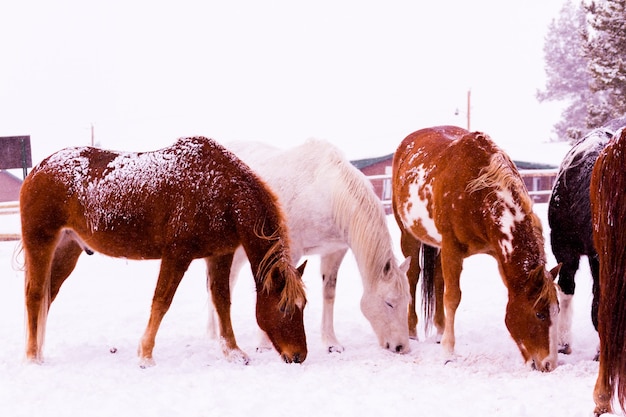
[385,342,410,354]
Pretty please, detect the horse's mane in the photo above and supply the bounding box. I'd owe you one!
[256,223,307,312]
[322,142,406,292]
[466,150,547,266]
[466,151,534,215]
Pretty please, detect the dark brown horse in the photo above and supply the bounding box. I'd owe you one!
[590,128,626,415]
[392,126,560,371]
[20,136,307,367]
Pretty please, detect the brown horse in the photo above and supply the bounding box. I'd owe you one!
[392,126,560,371]
[20,136,307,367]
[590,128,626,415]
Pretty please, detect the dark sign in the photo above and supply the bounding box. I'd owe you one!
[0,136,32,170]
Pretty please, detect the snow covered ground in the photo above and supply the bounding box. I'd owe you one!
[0,202,607,416]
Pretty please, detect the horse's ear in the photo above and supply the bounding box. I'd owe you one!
[296,260,307,276]
[399,256,411,274]
[548,263,562,280]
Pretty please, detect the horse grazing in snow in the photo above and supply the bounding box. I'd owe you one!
[20,136,307,366]
[590,128,626,415]
[548,116,626,357]
[392,125,560,371]
[207,138,411,354]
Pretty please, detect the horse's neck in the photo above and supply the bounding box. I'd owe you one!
[497,227,546,287]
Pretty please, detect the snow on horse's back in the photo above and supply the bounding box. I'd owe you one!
[211,138,411,354]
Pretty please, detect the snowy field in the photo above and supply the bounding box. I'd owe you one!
[0,203,607,416]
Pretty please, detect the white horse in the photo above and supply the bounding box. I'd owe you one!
[207,138,411,356]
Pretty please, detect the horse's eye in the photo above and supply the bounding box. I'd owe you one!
[536,312,547,321]
[385,301,394,309]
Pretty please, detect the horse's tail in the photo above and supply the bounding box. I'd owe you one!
[421,244,438,335]
[592,129,626,412]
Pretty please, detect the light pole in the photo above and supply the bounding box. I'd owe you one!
[454,89,471,131]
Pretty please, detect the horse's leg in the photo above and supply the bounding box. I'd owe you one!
[138,255,191,368]
[23,235,58,363]
[207,253,250,364]
[207,247,246,340]
[399,230,422,340]
[554,252,580,355]
[593,359,612,416]
[589,253,600,360]
[433,250,445,341]
[49,233,84,302]
[320,249,348,353]
[439,245,463,362]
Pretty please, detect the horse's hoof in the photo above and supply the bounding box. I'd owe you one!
[558,344,572,355]
[328,345,345,354]
[225,349,250,365]
[139,357,156,368]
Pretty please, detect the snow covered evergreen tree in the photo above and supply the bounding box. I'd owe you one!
[537,1,594,142]
[585,0,626,127]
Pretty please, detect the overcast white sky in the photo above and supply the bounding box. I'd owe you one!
[1,0,567,166]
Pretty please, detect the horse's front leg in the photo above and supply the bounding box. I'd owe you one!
[439,246,463,363]
[206,247,246,340]
[138,256,191,368]
[320,249,348,353]
[554,253,579,355]
[207,254,250,364]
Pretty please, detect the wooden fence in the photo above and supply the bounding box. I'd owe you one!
[367,169,559,214]
[0,201,20,241]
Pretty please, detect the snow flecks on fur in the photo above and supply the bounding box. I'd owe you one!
[38,137,248,233]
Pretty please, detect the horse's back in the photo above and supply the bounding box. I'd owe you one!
[20,137,269,260]
[548,129,611,257]
[227,139,359,256]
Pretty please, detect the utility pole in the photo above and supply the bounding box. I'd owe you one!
[466,89,471,131]
[90,123,95,147]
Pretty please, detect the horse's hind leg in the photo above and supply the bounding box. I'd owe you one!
[399,230,422,340]
[439,245,463,362]
[593,360,612,416]
[206,253,250,364]
[50,232,85,302]
[23,235,59,363]
[24,255,51,362]
[320,249,348,353]
[138,255,191,367]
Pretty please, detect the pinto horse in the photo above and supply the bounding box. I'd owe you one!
[20,137,307,366]
[591,128,626,416]
[392,126,560,371]
[207,139,411,354]
[548,116,626,357]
